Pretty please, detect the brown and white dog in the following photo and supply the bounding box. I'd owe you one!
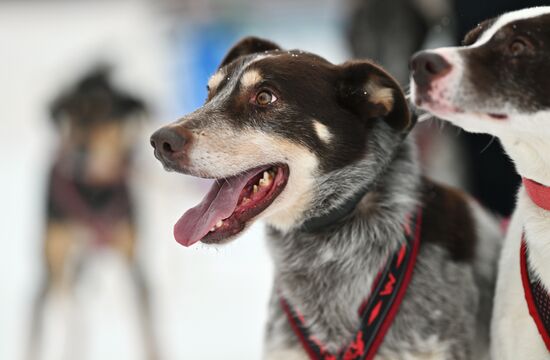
[29,68,157,360]
[410,6,550,360]
[152,37,501,359]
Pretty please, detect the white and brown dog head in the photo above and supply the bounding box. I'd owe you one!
[410,6,550,180]
[411,6,550,135]
[151,37,412,247]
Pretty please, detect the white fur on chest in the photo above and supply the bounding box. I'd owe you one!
[492,188,550,359]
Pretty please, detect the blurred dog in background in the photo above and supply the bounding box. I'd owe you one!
[28,68,157,360]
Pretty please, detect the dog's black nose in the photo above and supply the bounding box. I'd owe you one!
[150,127,187,160]
[410,51,452,87]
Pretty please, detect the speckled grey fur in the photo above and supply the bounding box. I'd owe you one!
[263,127,501,359]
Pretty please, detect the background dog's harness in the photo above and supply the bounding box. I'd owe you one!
[280,207,423,360]
[49,160,132,245]
[521,177,550,352]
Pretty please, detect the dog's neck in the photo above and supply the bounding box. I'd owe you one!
[500,132,550,186]
[265,138,421,351]
[500,132,550,291]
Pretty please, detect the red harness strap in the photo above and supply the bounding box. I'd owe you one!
[520,239,550,352]
[280,208,423,360]
[520,177,550,352]
[523,178,550,211]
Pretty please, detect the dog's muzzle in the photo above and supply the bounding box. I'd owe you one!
[410,51,452,88]
[150,126,191,170]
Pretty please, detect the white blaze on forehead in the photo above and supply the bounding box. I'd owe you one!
[206,54,272,106]
[240,69,263,88]
[208,70,225,91]
[472,6,550,48]
[313,120,332,143]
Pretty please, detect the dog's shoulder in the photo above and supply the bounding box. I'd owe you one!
[420,178,478,262]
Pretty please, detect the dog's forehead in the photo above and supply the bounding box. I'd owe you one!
[207,51,333,102]
[221,51,330,81]
[205,54,269,103]
[208,56,254,88]
[472,6,550,47]
[250,51,331,72]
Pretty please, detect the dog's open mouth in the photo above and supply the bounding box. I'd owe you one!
[174,164,289,246]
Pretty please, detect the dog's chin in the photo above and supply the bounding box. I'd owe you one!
[416,94,509,126]
[173,163,289,247]
[414,93,463,117]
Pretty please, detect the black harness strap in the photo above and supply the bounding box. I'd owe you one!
[299,183,371,233]
[299,116,414,234]
[280,207,423,360]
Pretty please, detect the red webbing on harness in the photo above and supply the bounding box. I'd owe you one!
[520,177,550,351]
[280,208,423,360]
[51,164,129,245]
[520,238,550,352]
[523,178,550,211]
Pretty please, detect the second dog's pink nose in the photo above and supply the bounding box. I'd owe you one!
[410,51,452,87]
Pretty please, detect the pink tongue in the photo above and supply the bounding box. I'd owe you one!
[174,169,263,247]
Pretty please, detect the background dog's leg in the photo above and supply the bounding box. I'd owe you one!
[27,221,79,360]
[26,275,50,360]
[132,263,158,360]
[113,221,158,360]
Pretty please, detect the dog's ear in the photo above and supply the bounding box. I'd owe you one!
[337,61,412,132]
[218,36,281,69]
[49,67,148,125]
[49,95,70,127]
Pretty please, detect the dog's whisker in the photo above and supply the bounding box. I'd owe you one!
[480,136,496,154]
[417,113,434,122]
[439,119,447,132]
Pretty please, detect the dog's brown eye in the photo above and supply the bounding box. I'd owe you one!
[508,37,533,56]
[255,90,277,106]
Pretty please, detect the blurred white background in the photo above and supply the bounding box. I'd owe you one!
[0,1,348,359]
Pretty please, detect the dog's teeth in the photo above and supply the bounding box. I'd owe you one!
[253,185,259,193]
[259,177,272,187]
[242,197,250,204]
[259,170,274,187]
[216,220,223,228]
[210,227,216,232]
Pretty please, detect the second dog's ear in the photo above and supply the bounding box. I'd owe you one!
[218,37,281,69]
[337,61,412,132]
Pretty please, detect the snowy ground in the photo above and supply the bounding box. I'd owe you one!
[0,2,346,359]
